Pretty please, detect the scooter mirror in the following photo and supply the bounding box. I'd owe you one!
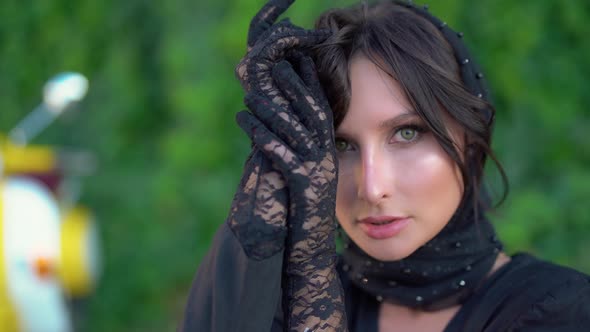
[8,72,89,145]
[43,72,88,113]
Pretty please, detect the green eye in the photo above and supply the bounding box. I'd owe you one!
[335,138,349,152]
[400,128,417,141]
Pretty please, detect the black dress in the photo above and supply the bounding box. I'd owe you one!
[179,223,590,331]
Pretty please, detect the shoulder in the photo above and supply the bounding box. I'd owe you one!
[471,253,590,331]
[505,253,590,330]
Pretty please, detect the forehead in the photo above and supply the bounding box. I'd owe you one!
[339,55,413,131]
[341,55,465,144]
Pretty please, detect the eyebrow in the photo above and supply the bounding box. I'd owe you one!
[377,112,420,131]
[335,111,420,138]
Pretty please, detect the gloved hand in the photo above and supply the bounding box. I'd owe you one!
[237,56,347,331]
[227,149,289,261]
[227,0,295,261]
[230,0,331,262]
[235,0,330,98]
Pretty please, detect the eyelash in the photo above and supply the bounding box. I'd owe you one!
[335,123,428,152]
[393,124,427,142]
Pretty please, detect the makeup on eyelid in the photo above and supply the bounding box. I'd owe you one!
[334,119,428,152]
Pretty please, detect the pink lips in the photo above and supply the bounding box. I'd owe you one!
[358,216,411,239]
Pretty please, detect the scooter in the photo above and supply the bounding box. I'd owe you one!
[0,72,101,332]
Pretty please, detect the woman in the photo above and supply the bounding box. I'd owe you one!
[179,1,590,331]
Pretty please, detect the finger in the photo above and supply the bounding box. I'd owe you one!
[242,25,330,94]
[244,93,319,157]
[237,20,304,92]
[236,110,302,176]
[250,28,331,67]
[247,0,295,51]
[288,52,323,95]
[272,60,335,149]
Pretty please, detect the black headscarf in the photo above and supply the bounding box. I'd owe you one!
[341,1,503,311]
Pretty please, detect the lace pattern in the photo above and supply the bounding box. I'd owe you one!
[234,1,346,330]
[228,149,288,260]
[237,57,346,331]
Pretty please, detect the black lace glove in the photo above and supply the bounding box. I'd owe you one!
[230,0,331,262]
[235,0,330,99]
[237,57,347,331]
[227,149,289,261]
[228,0,294,261]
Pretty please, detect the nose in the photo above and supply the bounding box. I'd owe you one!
[356,149,390,204]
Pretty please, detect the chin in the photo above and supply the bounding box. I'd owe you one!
[349,233,419,262]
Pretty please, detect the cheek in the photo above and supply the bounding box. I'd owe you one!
[335,167,352,217]
[335,157,359,223]
[333,139,463,220]
[397,143,463,209]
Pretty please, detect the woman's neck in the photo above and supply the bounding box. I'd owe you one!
[378,252,511,332]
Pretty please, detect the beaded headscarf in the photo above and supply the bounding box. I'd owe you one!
[341,0,503,311]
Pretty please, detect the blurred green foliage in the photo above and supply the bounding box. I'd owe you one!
[0,0,588,330]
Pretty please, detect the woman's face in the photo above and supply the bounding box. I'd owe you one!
[335,56,464,261]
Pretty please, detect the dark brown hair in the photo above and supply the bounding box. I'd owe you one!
[313,1,508,208]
